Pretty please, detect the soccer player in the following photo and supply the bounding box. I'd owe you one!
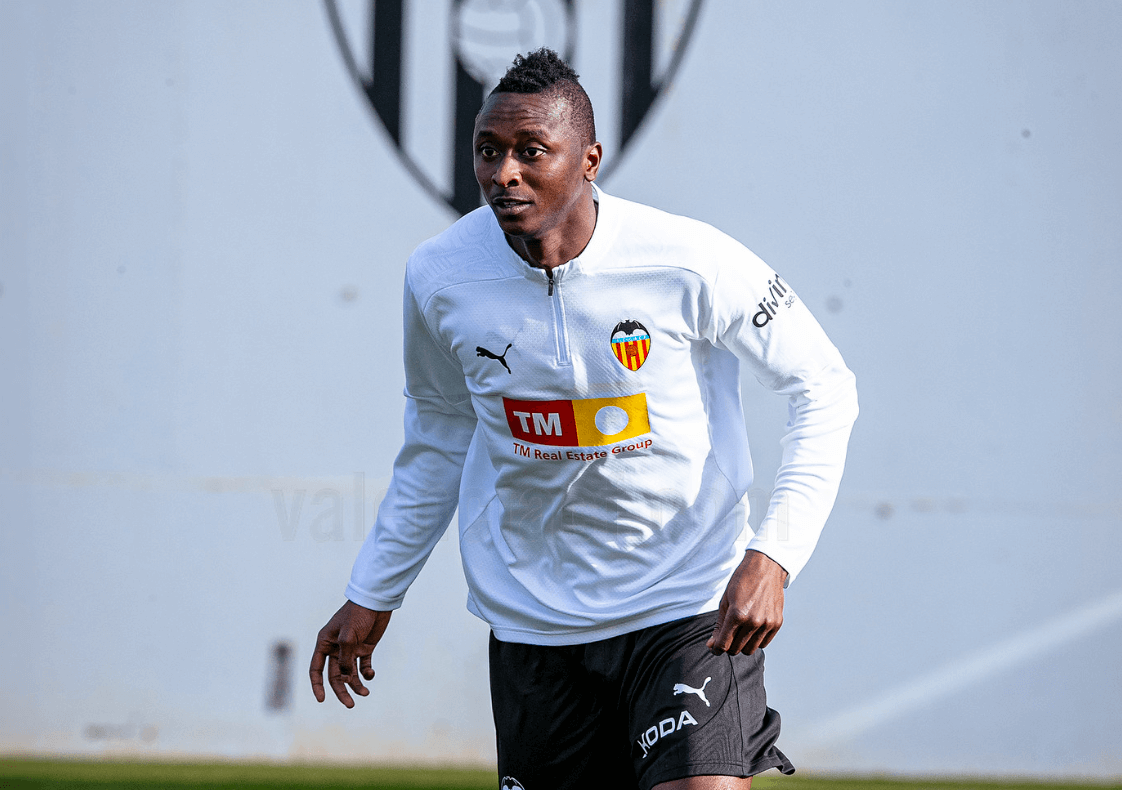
[310,48,858,789]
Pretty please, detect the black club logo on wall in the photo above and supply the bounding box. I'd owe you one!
[324,0,704,216]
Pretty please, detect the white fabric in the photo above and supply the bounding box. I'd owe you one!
[346,187,858,645]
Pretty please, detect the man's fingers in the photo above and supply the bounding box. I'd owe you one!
[336,631,358,678]
[345,663,369,697]
[727,617,782,656]
[728,628,751,656]
[327,656,356,708]
[708,617,736,654]
[713,621,750,655]
[359,653,375,681]
[711,609,782,656]
[333,631,374,698]
[707,598,731,652]
[309,639,332,703]
[732,625,765,656]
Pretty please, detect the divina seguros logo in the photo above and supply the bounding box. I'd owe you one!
[752,273,797,328]
[323,0,704,215]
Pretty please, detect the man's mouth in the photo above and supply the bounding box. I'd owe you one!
[491,196,532,211]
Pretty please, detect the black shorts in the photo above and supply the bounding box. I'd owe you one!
[489,611,795,790]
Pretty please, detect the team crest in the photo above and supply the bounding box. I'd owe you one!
[611,319,651,371]
[324,0,705,216]
[500,778,526,790]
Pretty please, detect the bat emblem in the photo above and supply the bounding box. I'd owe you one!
[610,319,651,372]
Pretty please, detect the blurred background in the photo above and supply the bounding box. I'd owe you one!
[1,0,1120,779]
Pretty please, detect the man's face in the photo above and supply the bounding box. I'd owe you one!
[473,91,600,240]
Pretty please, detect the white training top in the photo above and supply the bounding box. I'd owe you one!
[346,186,858,645]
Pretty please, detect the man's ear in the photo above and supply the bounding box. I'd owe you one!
[584,141,603,182]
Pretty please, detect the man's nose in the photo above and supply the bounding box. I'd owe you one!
[493,153,521,187]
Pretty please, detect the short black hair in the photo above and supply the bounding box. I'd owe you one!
[491,48,596,146]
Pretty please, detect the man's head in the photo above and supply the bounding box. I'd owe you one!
[473,49,601,250]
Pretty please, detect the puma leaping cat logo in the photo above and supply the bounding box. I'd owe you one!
[476,343,512,374]
[672,677,712,707]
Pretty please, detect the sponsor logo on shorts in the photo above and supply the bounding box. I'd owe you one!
[502,393,650,448]
[752,273,798,328]
[500,778,525,790]
[672,676,712,707]
[610,319,651,371]
[636,710,699,759]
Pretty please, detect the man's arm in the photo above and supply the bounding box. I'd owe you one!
[344,276,477,611]
[704,240,859,654]
[310,275,477,705]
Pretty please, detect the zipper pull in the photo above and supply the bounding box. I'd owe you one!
[546,267,555,296]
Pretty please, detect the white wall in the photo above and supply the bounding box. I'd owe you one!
[2,0,1120,778]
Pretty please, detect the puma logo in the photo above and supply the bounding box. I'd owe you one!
[672,677,712,707]
[477,343,512,374]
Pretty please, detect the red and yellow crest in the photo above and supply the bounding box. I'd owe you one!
[611,319,651,371]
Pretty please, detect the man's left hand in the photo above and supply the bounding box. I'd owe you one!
[707,550,788,656]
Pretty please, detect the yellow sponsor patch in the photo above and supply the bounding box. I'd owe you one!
[571,393,650,446]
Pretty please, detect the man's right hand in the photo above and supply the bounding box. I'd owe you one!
[309,601,392,708]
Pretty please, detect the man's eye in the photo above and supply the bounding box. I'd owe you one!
[479,146,497,157]
[523,147,545,158]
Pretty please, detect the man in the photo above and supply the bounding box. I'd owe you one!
[311,49,857,789]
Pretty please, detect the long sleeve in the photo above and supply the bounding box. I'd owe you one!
[345,276,478,610]
[705,240,858,584]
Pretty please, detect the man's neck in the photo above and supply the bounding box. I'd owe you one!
[505,191,598,271]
